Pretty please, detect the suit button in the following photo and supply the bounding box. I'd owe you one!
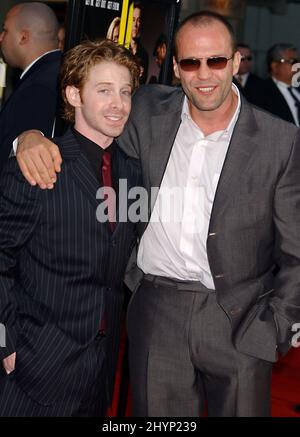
[215,274,224,278]
[230,307,242,316]
[111,240,117,247]
[208,232,217,237]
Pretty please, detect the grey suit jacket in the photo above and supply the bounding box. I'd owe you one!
[119,84,300,363]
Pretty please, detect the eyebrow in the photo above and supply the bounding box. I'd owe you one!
[95,82,132,87]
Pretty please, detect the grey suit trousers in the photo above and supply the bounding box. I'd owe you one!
[127,276,272,417]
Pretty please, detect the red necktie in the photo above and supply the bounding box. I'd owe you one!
[98,150,116,336]
[101,150,116,232]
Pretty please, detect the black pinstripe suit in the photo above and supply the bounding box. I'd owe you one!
[0,128,141,416]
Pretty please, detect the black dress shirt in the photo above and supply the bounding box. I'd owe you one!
[72,127,116,187]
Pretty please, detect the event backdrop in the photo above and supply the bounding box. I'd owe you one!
[64,0,181,85]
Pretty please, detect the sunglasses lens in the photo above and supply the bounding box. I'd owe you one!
[179,56,231,71]
[207,57,228,69]
[179,58,201,71]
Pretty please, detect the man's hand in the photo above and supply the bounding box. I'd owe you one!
[16,130,62,189]
[2,352,16,375]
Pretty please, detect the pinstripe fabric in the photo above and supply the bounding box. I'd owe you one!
[0,129,141,416]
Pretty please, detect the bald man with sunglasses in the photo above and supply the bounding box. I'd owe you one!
[14,11,300,417]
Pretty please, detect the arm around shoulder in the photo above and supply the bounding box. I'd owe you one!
[16,130,62,189]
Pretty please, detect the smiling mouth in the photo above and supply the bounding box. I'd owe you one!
[105,115,124,122]
[197,86,216,93]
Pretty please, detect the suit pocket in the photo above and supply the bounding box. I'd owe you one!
[14,322,89,406]
[234,302,278,363]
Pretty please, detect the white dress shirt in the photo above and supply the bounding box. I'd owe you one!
[272,77,300,127]
[137,85,241,289]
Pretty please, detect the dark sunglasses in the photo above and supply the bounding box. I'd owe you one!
[241,55,252,61]
[276,58,298,65]
[178,55,234,71]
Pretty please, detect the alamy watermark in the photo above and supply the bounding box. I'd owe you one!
[96,181,207,234]
[292,63,300,88]
[291,323,300,348]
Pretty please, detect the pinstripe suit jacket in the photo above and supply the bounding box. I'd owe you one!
[0,128,140,406]
[121,84,300,364]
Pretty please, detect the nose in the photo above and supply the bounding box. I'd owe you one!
[196,60,212,80]
[110,92,124,109]
[111,93,123,109]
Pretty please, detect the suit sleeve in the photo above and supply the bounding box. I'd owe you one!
[0,159,41,360]
[272,128,300,355]
[2,83,57,154]
[14,84,57,135]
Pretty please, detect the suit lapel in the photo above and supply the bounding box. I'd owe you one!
[149,112,181,185]
[58,129,101,212]
[209,99,259,231]
[268,78,294,122]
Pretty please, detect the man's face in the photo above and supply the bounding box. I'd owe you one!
[71,61,132,146]
[131,7,141,39]
[271,49,298,85]
[0,7,22,67]
[237,46,252,75]
[173,21,240,121]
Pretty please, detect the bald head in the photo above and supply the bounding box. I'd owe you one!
[0,2,59,69]
[12,2,59,45]
[174,11,237,59]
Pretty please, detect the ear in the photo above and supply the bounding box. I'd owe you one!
[270,61,278,76]
[232,50,241,76]
[65,85,82,108]
[173,56,180,80]
[19,29,30,46]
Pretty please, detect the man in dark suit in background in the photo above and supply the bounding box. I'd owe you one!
[261,43,300,125]
[12,12,300,417]
[234,43,264,106]
[0,2,62,176]
[0,39,140,416]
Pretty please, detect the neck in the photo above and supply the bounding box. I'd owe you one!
[272,75,291,86]
[22,47,58,71]
[74,124,113,149]
[190,90,238,136]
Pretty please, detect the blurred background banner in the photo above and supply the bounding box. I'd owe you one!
[64,0,181,85]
